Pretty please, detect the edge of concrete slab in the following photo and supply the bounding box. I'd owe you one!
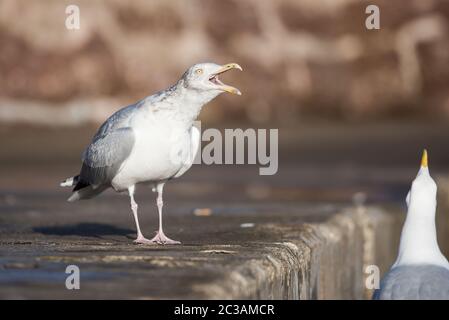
[197,177,449,301]
[192,205,404,300]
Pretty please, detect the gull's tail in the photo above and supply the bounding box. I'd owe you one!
[67,185,108,202]
[60,175,107,201]
[60,175,79,187]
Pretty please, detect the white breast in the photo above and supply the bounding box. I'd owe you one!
[111,116,192,191]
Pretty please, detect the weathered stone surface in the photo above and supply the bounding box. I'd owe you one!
[1,0,449,124]
[191,205,403,300]
[0,199,401,299]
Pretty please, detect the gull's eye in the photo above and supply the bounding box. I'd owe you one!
[195,69,203,75]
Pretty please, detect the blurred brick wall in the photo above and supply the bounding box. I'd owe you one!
[0,0,448,124]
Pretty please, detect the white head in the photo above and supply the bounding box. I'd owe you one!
[180,62,242,96]
[405,149,437,213]
[393,149,449,269]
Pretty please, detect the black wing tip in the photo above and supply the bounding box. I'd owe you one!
[73,180,90,192]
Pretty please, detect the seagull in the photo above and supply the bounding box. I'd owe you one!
[61,62,242,245]
[373,150,449,299]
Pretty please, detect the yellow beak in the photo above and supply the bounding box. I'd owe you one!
[213,63,243,95]
[421,149,428,168]
[215,63,243,74]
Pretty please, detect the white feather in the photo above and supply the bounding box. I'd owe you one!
[60,177,74,187]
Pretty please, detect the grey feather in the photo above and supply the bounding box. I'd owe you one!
[68,185,109,202]
[78,127,135,187]
[91,104,139,140]
[75,105,137,190]
[373,265,449,300]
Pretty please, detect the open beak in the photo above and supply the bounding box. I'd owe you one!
[421,149,428,168]
[209,63,243,95]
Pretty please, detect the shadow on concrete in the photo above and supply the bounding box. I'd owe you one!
[33,223,134,238]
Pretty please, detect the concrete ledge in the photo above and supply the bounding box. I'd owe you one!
[0,201,406,299]
[14,168,449,299]
[193,206,403,299]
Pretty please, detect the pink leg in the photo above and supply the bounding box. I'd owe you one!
[149,183,181,245]
[128,186,153,244]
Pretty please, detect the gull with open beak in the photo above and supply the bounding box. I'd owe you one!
[61,62,242,244]
[373,150,449,299]
[208,63,242,95]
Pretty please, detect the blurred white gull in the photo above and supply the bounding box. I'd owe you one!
[373,150,449,299]
[61,62,242,245]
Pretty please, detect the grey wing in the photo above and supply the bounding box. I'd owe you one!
[75,127,135,189]
[375,269,421,300]
[417,266,449,299]
[93,103,140,139]
[375,266,449,300]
